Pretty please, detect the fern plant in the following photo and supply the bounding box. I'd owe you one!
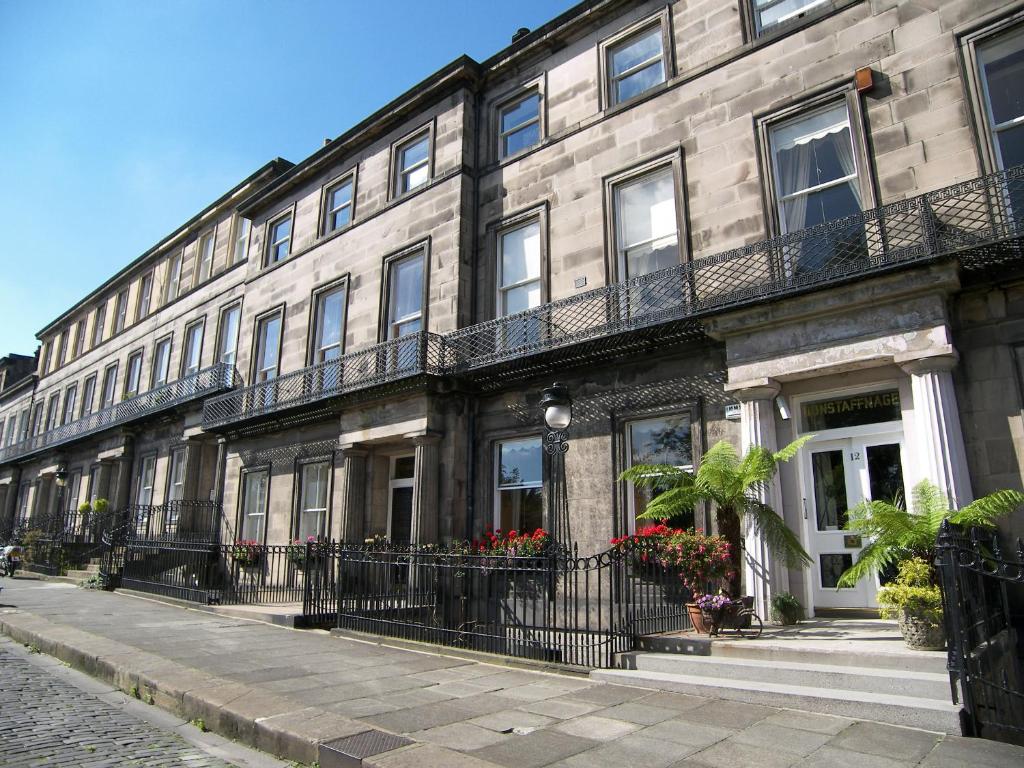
[838,480,1024,588]
[620,438,812,596]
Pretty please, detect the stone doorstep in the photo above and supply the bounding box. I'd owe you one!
[0,611,374,765]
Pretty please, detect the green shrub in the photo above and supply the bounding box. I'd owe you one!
[876,558,943,622]
[770,592,803,625]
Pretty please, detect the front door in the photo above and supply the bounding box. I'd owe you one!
[388,455,415,545]
[802,433,906,610]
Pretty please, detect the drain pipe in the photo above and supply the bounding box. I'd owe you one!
[463,81,484,541]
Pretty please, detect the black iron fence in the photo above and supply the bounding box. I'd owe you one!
[316,543,692,668]
[0,363,237,465]
[936,520,1024,746]
[120,540,333,609]
[202,332,450,428]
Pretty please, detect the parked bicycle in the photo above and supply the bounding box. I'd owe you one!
[0,544,23,577]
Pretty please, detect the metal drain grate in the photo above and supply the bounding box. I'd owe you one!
[318,729,414,767]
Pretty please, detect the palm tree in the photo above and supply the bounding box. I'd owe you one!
[620,438,812,596]
[837,480,1024,588]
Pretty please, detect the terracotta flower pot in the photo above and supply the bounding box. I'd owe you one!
[687,602,711,634]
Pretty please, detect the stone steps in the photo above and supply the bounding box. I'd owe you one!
[595,639,959,733]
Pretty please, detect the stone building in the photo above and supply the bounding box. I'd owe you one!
[3,0,1024,619]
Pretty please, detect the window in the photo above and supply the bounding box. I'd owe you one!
[254,312,282,383]
[65,470,81,516]
[45,393,60,432]
[266,213,292,265]
[499,92,541,159]
[100,363,118,409]
[498,220,542,317]
[61,384,77,426]
[113,290,129,334]
[137,273,153,321]
[766,99,868,273]
[625,413,694,531]
[92,304,106,348]
[231,217,250,265]
[151,337,171,389]
[296,461,329,540]
[137,454,156,506]
[494,437,543,533]
[217,304,241,367]
[751,0,829,37]
[31,402,44,436]
[17,408,29,441]
[323,175,354,234]
[73,319,86,358]
[388,455,415,544]
[604,20,668,107]
[124,351,142,398]
[56,328,69,368]
[40,341,51,376]
[394,131,430,196]
[80,374,96,418]
[182,320,204,377]
[311,284,347,363]
[196,231,215,285]
[4,417,15,447]
[167,447,186,503]
[385,250,425,339]
[610,161,685,316]
[976,29,1024,173]
[240,469,269,542]
[164,251,182,303]
[87,465,101,503]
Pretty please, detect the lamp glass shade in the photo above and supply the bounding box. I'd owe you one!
[544,403,572,430]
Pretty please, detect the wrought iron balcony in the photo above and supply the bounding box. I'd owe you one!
[0,363,237,464]
[446,167,1024,379]
[202,331,449,429]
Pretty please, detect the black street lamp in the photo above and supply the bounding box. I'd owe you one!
[54,463,69,538]
[540,383,572,548]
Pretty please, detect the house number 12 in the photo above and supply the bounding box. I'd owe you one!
[850,451,862,461]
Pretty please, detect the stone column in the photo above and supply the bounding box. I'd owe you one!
[2,467,20,529]
[337,444,368,543]
[112,456,134,512]
[898,350,973,508]
[212,437,228,506]
[410,433,441,546]
[729,378,788,620]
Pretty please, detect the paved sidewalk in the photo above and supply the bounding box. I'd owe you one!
[2,578,1023,767]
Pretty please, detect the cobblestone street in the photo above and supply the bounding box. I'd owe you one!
[0,635,286,768]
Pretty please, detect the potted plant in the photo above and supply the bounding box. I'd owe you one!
[287,536,319,568]
[876,558,944,650]
[770,592,803,626]
[694,592,732,635]
[231,539,262,568]
[620,438,813,599]
[838,480,1023,648]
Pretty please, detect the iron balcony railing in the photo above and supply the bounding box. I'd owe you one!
[446,166,1024,372]
[0,363,237,464]
[202,331,449,428]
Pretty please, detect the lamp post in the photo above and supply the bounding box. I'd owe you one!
[540,383,572,548]
[53,464,68,539]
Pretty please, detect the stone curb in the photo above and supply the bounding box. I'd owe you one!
[0,609,368,764]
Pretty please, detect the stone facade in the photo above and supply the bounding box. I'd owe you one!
[4,0,1024,618]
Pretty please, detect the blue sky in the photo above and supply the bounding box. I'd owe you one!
[0,0,578,355]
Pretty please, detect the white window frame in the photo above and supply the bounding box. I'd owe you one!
[611,162,682,281]
[322,174,355,235]
[387,454,416,543]
[136,454,157,507]
[182,319,205,377]
[296,460,330,540]
[113,290,129,334]
[497,218,544,318]
[151,336,172,389]
[195,231,215,286]
[167,447,186,503]
[311,283,347,364]
[137,272,153,321]
[393,130,431,197]
[253,311,283,383]
[385,250,425,340]
[100,363,118,409]
[61,383,77,426]
[124,351,143,398]
[231,217,250,265]
[164,251,183,304]
[80,373,96,418]
[493,436,544,532]
[217,304,241,367]
[240,468,269,543]
[92,304,106,348]
[73,319,86,358]
[498,91,542,160]
[266,212,292,266]
[601,13,672,109]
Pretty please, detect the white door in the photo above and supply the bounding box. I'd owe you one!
[801,432,906,610]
